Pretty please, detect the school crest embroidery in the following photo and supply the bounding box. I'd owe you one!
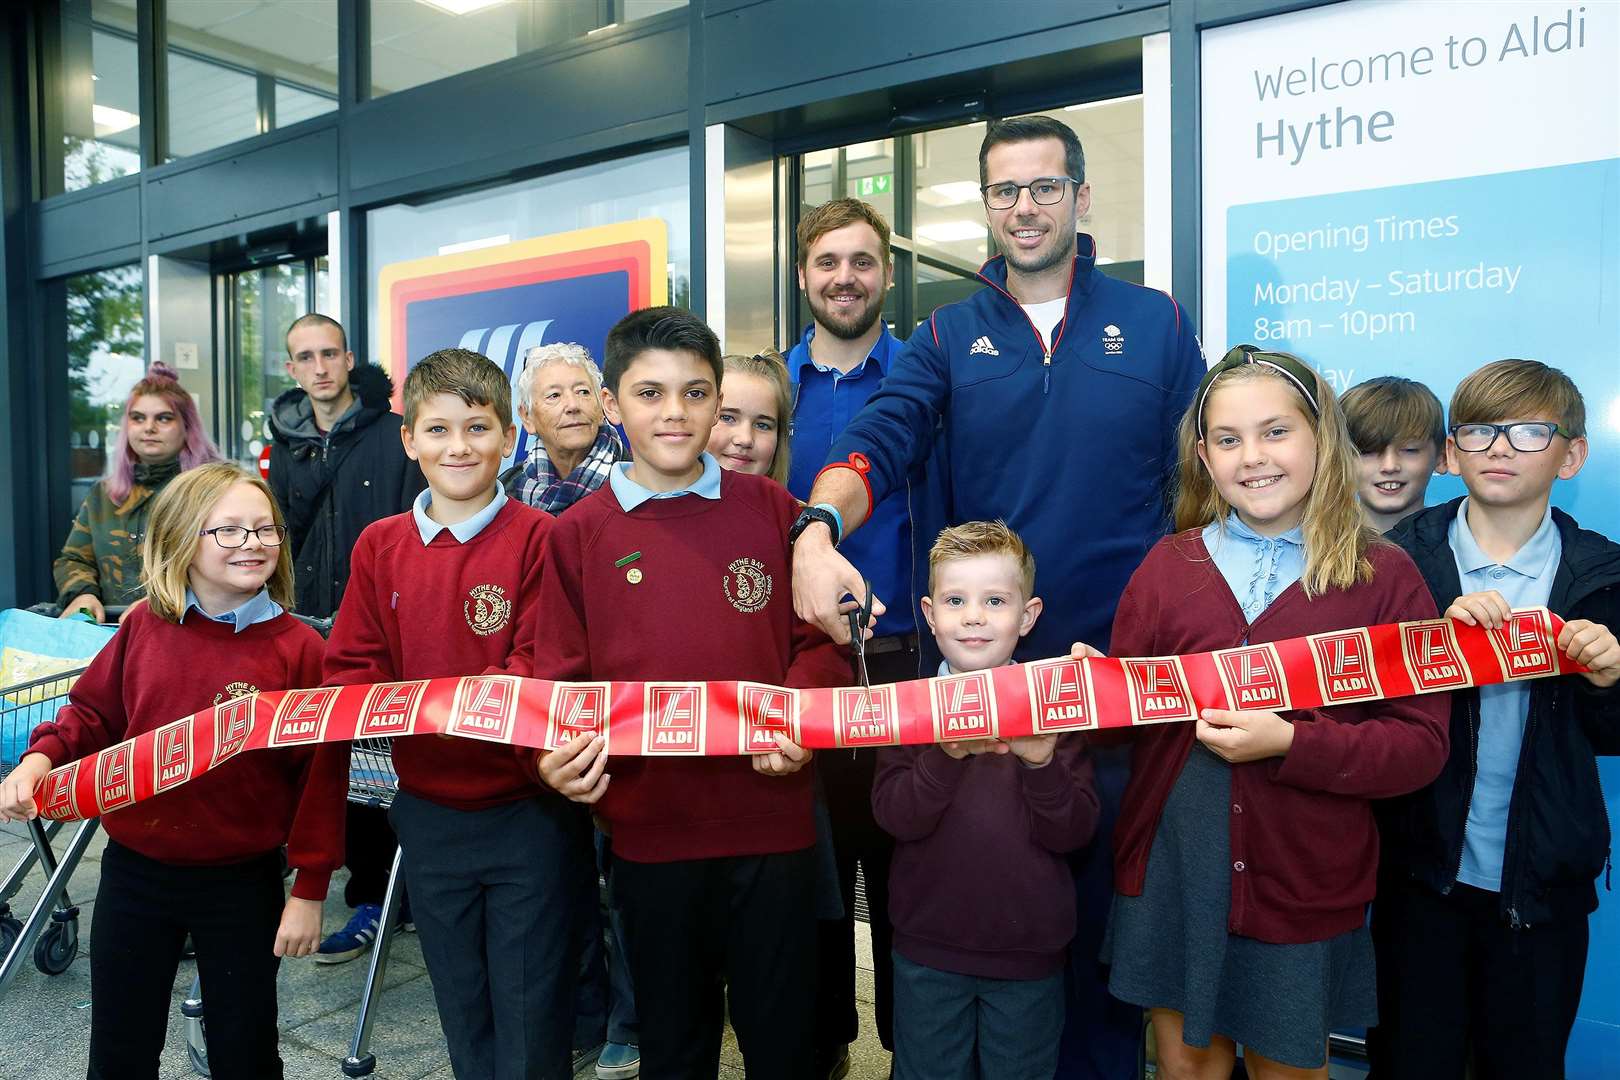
[214,681,259,705]
[724,557,772,614]
[464,583,512,636]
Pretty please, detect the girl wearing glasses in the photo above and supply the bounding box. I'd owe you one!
[1080,346,1452,1079]
[0,462,344,1079]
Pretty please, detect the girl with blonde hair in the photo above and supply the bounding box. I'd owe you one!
[1088,346,1451,1079]
[0,462,343,1078]
[708,350,793,485]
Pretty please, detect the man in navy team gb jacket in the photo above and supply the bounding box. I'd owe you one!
[790,114,1205,1080]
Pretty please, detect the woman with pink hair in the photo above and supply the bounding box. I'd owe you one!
[54,362,223,622]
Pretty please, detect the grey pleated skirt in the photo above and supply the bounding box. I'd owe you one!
[1101,744,1376,1069]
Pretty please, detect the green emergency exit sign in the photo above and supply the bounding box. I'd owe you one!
[854,174,892,197]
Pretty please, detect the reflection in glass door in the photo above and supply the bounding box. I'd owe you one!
[223,256,329,464]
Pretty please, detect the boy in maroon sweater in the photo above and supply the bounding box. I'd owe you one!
[535,306,847,1080]
[322,349,585,1080]
[872,521,1099,1080]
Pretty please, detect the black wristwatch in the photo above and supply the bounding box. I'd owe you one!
[789,504,842,547]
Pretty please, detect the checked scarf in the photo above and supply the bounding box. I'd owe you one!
[514,423,627,514]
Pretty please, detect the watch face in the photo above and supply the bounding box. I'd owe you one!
[791,507,834,545]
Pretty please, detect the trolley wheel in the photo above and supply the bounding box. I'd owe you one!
[184,975,209,1076]
[33,920,78,975]
[0,915,20,955]
[186,1039,210,1078]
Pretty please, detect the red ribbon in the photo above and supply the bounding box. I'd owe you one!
[36,608,1581,822]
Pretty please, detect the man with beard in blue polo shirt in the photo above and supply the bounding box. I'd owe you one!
[789,197,941,1080]
[791,116,1205,1080]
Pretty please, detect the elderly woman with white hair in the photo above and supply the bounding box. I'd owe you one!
[501,342,627,515]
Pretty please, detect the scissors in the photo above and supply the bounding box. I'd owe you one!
[846,576,874,688]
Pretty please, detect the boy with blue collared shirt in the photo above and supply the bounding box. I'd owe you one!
[323,348,585,1080]
[534,306,848,1080]
[1376,359,1620,1079]
[790,198,946,1073]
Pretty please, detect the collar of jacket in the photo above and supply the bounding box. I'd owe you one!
[131,456,181,489]
[974,232,1100,315]
[1397,495,1620,612]
[269,363,398,445]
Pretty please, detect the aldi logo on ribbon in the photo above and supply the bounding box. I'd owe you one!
[1026,658,1096,732]
[1123,658,1197,724]
[356,680,430,738]
[153,719,193,793]
[213,696,256,765]
[96,741,135,814]
[834,685,898,747]
[644,684,705,755]
[1215,643,1290,711]
[931,671,996,741]
[1309,629,1381,703]
[1487,610,1557,679]
[448,676,521,742]
[548,683,611,751]
[270,687,343,746]
[738,684,799,753]
[42,763,79,821]
[1401,621,1471,692]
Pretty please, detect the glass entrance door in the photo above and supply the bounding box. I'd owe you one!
[221,255,329,463]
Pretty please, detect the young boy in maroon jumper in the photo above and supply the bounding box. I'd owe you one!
[322,348,584,1080]
[873,521,1100,1080]
[535,306,848,1080]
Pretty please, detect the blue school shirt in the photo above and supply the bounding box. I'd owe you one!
[180,588,284,632]
[1451,499,1561,892]
[787,325,915,637]
[1201,514,1306,625]
[607,453,722,512]
[413,486,509,544]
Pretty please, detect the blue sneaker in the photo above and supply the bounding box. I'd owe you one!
[314,903,382,964]
[595,1042,639,1079]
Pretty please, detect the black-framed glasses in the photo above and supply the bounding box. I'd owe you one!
[199,525,287,548]
[981,177,1081,210]
[1449,422,1572,453]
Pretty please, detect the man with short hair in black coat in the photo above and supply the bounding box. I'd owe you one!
[269,312,426,964]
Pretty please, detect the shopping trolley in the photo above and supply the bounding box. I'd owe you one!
[0,665,99,997]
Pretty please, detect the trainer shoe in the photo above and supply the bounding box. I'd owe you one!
[595,1042,639,1078]
[314,903,382,964]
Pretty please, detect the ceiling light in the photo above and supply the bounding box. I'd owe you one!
[844,140,888,162]
[587,22,620,34]
[918,181,983,207]
[439,234,511,255]
[915,221,986,244]
[1065,93,1144,112]
[416,0,508,15]
[92,104,139,136]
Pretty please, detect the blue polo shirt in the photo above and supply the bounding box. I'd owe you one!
[787,324,915,638]
[1450,498,1562,892]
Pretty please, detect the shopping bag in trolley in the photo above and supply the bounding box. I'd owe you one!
[0,609,116,766]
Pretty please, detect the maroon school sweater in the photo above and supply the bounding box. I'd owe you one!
[874,734,1100,979]
[323,498,551,810]
[26,604,342,901]
[1110,531,1450,943]
[530,470,850,862]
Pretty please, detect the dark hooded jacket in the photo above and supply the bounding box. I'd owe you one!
[1383,498,1620,926]
[268,364,425,619]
